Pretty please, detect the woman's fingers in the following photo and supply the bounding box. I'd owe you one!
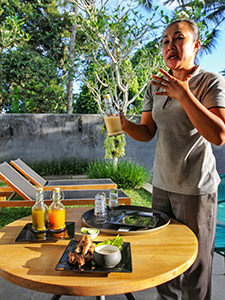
[151,76,169,90]
[152,75,168,84]
[155,91,168,96]
[158,68,172,79]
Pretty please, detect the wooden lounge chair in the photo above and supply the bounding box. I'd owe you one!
[0,162,131,207]
[214,173,225,272]
[10,158,117,191]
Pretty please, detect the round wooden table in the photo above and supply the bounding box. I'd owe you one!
[0,207,198,298]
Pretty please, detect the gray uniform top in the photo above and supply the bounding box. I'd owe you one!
[142,67,225,195]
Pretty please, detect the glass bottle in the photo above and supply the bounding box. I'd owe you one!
[103,94,123,136]
[32,187,47,232]
[48,188,66,231]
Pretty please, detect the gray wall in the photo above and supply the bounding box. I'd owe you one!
[0,114,156,173]
[212,144,225,175]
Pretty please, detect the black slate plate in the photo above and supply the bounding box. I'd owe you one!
[82,205,170,235]
[108,210,159,228]
[55,240,132,273]
[15,222,75,242]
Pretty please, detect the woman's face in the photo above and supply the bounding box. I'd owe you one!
[162,22,200,71]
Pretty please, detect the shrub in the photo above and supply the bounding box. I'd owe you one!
[87,159,150,189]
[29,158,90,176]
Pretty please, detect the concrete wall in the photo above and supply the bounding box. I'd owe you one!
[0,114,156,172]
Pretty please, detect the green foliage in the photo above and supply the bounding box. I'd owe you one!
[103,134,126,160]
[74,2,163,116]
[0,0,224,113]
[2,46,67,113]
[73,85,99,114]
[28,158,90,176]
[0,0,71,112]
[87,159,150,189]
[0,13,30,49]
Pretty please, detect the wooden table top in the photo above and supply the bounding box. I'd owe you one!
[0,207,198,297]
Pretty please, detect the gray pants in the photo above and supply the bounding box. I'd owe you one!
[152,187,217,300]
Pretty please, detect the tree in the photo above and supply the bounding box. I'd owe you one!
[72,0,162,116]
[73,85,99,113]
[0,9,30,111]
[0,0,71,113]
[70,0,164,167]
[66,1,78,114]
[2,46,67,113]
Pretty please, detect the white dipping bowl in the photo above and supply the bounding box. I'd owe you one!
[93,244,122,268]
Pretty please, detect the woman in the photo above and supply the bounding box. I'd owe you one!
[120,19,225,300]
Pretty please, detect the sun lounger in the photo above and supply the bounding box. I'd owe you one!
[0,162,131,207]
[10,158,117,190]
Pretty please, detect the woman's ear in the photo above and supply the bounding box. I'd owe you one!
[194,40,201,53]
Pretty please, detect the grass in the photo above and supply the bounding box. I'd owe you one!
[0,207,31,229]
[124,188,152,207]
[0,188,152,229]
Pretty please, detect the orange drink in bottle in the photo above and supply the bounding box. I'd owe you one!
[48,188,65,231]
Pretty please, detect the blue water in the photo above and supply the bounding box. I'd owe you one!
[217,202,225,223]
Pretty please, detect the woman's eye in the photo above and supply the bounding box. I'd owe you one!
[176,36,183,40]
[163,40,169,45]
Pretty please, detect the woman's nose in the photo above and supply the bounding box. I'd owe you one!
[167,39,176,50]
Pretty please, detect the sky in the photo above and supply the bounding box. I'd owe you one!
[199,26,225,74]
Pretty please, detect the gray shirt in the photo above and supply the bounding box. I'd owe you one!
[142,67,225,195]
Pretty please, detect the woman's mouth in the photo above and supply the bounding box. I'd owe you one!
[168,53,179,60]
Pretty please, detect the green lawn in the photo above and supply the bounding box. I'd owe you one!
[0,188,152,229]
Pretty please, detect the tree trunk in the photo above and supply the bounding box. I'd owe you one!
[67,4,78,114]
[113,156,118,170]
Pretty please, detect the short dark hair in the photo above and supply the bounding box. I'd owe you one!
[168,19,200,41]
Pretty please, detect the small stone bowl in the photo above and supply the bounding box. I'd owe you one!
[93,244,122,268]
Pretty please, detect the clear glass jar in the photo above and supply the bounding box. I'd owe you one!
[48,188,66,231]
[94,192,108,224]
[32,187,48,232]
[109,189,119,210]
[103,94,123,136]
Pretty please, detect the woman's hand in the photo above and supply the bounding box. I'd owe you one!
[151,68,192,101]
[151,68,225,145]
[119,113,128,131]
[119,112,157,142]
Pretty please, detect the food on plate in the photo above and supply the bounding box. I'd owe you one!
[122,215,158,227]
[80,227,99,239]
[68,235,96,268]
[96,235,123,251]
[68,235,124,270]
